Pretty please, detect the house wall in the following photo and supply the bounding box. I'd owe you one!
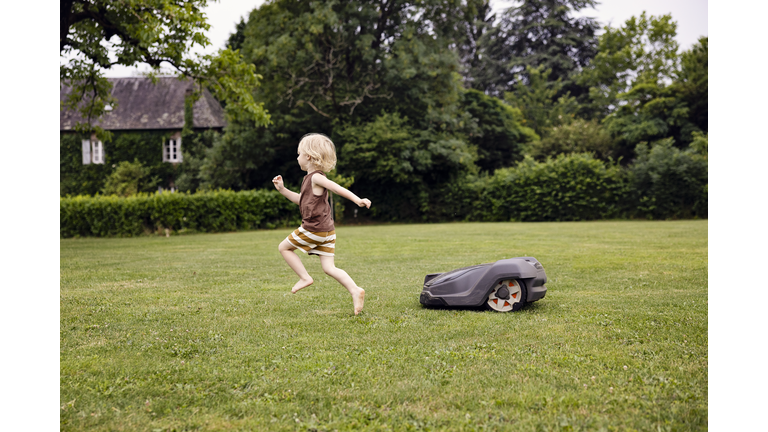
[60,129,220,196]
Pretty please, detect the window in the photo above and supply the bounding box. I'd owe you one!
[81,139,105,165]
[163,137,183,163]
[92,141,104,164]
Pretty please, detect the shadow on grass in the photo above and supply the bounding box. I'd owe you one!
[416,300,546,314]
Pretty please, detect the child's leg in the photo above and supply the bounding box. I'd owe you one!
[278,239,314,293]
[319,255,365,315]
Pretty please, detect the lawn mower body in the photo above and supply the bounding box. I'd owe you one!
[419,257,547,311]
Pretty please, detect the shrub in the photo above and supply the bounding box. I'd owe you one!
[530,119,617,161]
[479,153,631,222]
[101,159,158,196]
[628,138,708,219]
[60,189,301,238]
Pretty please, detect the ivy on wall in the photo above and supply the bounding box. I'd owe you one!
[60,129,219,196]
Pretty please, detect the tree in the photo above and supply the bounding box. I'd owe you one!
[227,17,247,51]
[452,0,499,91]
[208,0,477,198]
[504,65,578,137]
[471,0,600,97]
[460,89,537,172]
[676,37,708,133]
[578,11,680,118]
[240,0,465,124]
[60,0,270,139]
[601,36,707,156]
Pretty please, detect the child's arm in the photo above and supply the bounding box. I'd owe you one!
[272,175,300,205]
[313,175,371,209]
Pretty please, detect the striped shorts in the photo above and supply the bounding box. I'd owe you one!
[286,227,336,257]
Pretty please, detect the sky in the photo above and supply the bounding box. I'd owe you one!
[102,0,708,78]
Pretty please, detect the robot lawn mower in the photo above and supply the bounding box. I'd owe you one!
[419,257,548,312]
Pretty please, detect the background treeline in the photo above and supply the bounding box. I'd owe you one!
[60,140,706,237]
[62,0,707,225]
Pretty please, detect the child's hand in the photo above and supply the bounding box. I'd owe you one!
[272,175,284,191]
[357,198,371,209]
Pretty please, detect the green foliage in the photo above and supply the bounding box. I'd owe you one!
[200,48,270,125]
[326,171,355,222]
[689,131,708,156]
[338,112,428,184]
[223,0,475,195]
[580,19,706,157]
[505,66,579,137]
[472,0,600,97]
[603,37,708,155]
[226,17,247,51]
[60,143,706,237]
[460,89,537,172]
[675,36,708,133]
[628,138,708,219]
[61,130,220,197]
[191,117,281,191]
[480,154,631,222]
[59,4,708,223]
[604,79,697,154]
[529,119,616,161]
[101,159,158,197]
[174,129,220,192]
[60,190,301,238]
[453,1,497,91]
[336,111,477,220]
[579,11,681,119]
[60,0,269,137]
[241,0,465,125]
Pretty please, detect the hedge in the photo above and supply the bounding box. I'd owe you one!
[60,189,301,238]
[434,151,705,222]
[472,154,630,221]
[629,139,708,219]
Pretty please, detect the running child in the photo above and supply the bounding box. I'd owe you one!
[272,133,371,315]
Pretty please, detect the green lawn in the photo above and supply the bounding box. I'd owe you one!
[60,221,707,431]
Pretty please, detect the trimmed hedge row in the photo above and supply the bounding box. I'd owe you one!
[435,150,706,222]
[61,189,301,238]
[479,153,632,221]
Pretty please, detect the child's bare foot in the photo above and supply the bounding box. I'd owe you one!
[352,287,365,315]
[291,277,313,293]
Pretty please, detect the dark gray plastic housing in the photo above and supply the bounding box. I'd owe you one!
[419,257,547,308]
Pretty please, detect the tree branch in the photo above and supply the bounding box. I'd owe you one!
[296,99,332,118]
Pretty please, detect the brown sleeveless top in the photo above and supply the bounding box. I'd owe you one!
[299,170,334,232]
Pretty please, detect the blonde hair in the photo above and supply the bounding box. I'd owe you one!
[298,133,337,172]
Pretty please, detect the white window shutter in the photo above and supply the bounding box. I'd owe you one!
[82,139,91,165]
[93,141,105,164]
[177,137,183,162]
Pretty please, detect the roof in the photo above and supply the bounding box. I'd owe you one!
[60,77,227,131]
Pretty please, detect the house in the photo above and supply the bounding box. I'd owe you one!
[60,77,227,195]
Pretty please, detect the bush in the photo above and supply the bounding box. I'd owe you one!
[479,153,631,222]
[101,159,158,196]
[628,138,708,219]
[530,119,617,161]
[60,189,301,238]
